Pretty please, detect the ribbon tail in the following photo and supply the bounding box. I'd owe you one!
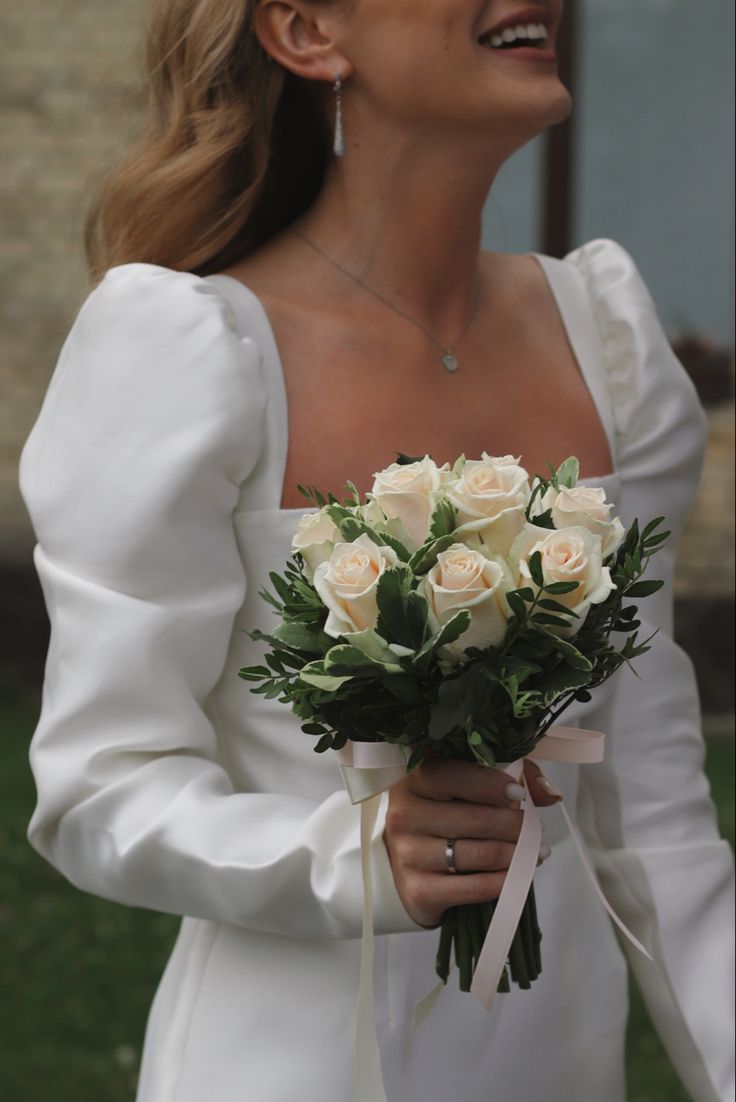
[354,795,388,1102]
[470,775,542,1010]
[558,801,653,961]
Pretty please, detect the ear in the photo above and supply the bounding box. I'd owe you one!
[254,1,352,83]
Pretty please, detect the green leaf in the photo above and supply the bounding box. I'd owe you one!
[238,665,270,681]
[506,590,528,623]
[531,508,555,530]
[342,628,401,665]
[543,580,581,595]
[408,534,456,575]
[428,498,458,540]
[535,630,592,670]
[528,550,545,588]
[301,723,326,735]
[376,566,425,649]
[538,598,580,617]
[272,621,326,654]
[530,612,573,629]
[314,733,334,753]
[642,531,670,550]
[299,669,354,691]
[381,675,423,706]
[640,516,666,540]
[324,644,404,676]
[555,456,580,488]
[396,452,427,465]
[625,579,664,598]
[533,665,592,705]
[466,730,497,767]
[431,609,471,651]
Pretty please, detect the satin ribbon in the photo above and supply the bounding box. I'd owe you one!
[336,727,653,1102]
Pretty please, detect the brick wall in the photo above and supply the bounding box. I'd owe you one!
[1,1,143,560]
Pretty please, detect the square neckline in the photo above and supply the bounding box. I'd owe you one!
[211,254,619,515]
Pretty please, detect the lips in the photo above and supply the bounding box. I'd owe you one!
[477,4,553,43]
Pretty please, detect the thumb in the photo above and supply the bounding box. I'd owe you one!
[523,759,564,806]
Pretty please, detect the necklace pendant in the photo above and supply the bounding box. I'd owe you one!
[442,350,459,373]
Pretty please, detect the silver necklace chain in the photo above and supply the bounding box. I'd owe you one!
[289,226,480,373]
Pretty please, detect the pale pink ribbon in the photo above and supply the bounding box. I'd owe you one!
[336,727,653,1102]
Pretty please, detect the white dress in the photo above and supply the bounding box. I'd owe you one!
[20,239,734,1102]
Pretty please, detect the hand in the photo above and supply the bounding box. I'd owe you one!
[383,757,561,929]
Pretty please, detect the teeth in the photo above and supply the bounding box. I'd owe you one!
[485,22,547,48]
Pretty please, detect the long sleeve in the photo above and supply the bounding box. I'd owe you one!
[20,264,417,942]
[568,240,735,1102]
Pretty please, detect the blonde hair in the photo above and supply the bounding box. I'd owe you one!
[85,0,332,283]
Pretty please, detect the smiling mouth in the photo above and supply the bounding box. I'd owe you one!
[478,21,550,51]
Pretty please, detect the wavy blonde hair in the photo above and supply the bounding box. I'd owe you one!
[85,0,333,282]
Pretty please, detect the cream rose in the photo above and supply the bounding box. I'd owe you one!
[313,533,399,638]
[421,544,512,660]
[291,509,341,575]
[370,457,449,550]
[545,485,624,558]
[447,453,531,556]
[513,524,615,631]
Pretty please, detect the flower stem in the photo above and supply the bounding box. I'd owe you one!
[457,907,473,992]
[436,908,455,984]
[508,925,531,989]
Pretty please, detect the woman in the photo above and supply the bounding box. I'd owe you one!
[20,1,734,1100]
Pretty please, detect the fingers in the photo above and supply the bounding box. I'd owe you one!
[409,757,527,807]
[392,832,551,875]
[403,869,510,919]
[389,798,524,844]
[394,833,518,874]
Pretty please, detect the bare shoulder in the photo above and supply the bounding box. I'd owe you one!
[479,248,557,313]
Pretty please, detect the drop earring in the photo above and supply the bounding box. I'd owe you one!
[333,72,345,157]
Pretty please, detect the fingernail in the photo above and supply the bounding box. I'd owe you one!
[539,842,552,861]
[538,777,564,799]
[506,782,526,803]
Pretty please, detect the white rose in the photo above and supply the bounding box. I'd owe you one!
[292,509,341,575]
[313,533,399,638]
[421,543,512,660]
[548,485,624,558]
[356,498,386,528]
[447,453,531,556]
[513,524,615,633]
[370,457,449,550]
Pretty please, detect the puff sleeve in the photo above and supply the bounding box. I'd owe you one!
[567,240,735,1102]
[20,265,417,941]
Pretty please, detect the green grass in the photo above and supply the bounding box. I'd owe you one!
[1,693,733,1101]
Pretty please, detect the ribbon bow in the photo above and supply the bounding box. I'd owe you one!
[336,727,652,1102]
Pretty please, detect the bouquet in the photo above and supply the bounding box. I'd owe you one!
[240,452,668,996]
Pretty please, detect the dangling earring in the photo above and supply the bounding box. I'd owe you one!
[333,72,345,158]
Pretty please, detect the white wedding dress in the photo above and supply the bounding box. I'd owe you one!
[20,239,734,1102]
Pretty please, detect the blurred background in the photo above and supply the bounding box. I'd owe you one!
[1,2,733,1099]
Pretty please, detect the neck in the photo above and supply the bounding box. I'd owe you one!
[294,125,520,333]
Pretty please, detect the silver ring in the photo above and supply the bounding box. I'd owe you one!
[445,839,458,874]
